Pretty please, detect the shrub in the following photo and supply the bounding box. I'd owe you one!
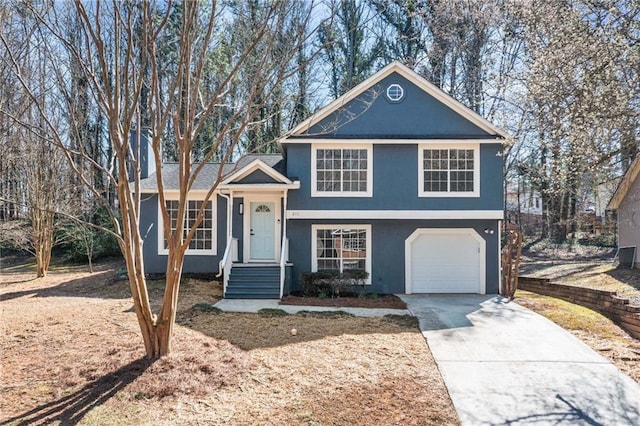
[257,308,289,317]
[300,270,369,298]
[59,206,121,264]
[191,303,222,314]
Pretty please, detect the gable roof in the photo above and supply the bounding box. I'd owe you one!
[608,155,640,210]
[221,158,292,185]
[281,61,508,142]
[138,154,284,192]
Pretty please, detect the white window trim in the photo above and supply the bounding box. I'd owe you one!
[311,224,372,284]
[157,195,217,256]
[418,143,480,198]
[311,143,373,197]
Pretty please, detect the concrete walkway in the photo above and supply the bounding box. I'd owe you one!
[213,298,410,317]
[399,294,640,426]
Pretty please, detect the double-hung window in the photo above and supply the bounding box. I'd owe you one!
[312,224,371,283]
[419,144,479,197]
[158,198,216,255]
[312,144,373,196]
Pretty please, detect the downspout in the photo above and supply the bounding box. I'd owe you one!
[280,189,289,298]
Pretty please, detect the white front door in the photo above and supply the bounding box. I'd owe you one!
[249,202,276,260]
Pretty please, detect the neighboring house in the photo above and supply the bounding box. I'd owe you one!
[608,155,640,268]
[138,61,508,298]
[504,180,543,234]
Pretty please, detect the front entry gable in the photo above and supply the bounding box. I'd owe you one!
[220,158,300,192]
[282,62,507,141]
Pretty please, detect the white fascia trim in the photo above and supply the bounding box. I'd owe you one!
[311,224,372,284]
[311,143,373,197]
[279,61,508,141]
[157,195,217,256]
[281,138,504,145]
[418,143,480,198]
[608,155,640,210]
[221,159,292,185]
[287,210,504,220]
[219,182,300,191]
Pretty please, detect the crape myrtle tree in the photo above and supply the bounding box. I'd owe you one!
[1,0,321,358]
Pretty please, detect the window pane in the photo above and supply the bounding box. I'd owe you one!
[315,228,367,274]
[315,148,368,192]
[423,148,474,193]
[165,199,213,251]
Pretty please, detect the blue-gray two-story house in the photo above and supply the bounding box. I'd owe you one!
[138,62,508,298]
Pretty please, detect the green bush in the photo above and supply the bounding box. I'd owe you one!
[191,303,222,314]
[59,206,121,263]
[257,308,289,317]
[300,270,369,298]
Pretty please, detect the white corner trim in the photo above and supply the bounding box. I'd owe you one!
[404,228,486,295]
[418,143,481,198]
[287,210,504,220]
[311,143,373,197]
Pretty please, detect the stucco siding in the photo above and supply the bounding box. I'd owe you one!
[618,173,640,266]
[300,73,493,138]
[286,143,503,211]
[140,194,227,273]
[287,219,500,295]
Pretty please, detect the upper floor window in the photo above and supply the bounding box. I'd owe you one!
[419,144,479,197]
[311,144,373,197]
[159,198,216,255]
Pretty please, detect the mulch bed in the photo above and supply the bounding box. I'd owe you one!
[280,294,407,309]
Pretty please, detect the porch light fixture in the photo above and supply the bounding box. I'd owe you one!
[239,203,244,215]
[484,227,494,235]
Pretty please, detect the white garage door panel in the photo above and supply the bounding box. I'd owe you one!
[410,231,482,293]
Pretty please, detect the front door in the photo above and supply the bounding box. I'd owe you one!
[249,202,275,260]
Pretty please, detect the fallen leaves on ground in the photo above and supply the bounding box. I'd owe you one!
[0,260,458,425]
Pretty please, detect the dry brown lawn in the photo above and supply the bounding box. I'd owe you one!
[0,259,458,425]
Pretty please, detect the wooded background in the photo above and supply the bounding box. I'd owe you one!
[1,0,638,265]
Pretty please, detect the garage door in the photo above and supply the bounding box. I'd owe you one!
[406,229,484,294]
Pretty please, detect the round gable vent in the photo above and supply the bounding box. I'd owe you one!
[386,83,404,102]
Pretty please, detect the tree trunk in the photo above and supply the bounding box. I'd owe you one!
[32,208,54,278]
[154,248,185,356]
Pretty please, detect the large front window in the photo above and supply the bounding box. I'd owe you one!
[312,225,371,281]
[312,145,372,196]
[159,199,216,254]
[419,144,479,197]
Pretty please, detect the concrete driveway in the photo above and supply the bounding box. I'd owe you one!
[399,294,640,426]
